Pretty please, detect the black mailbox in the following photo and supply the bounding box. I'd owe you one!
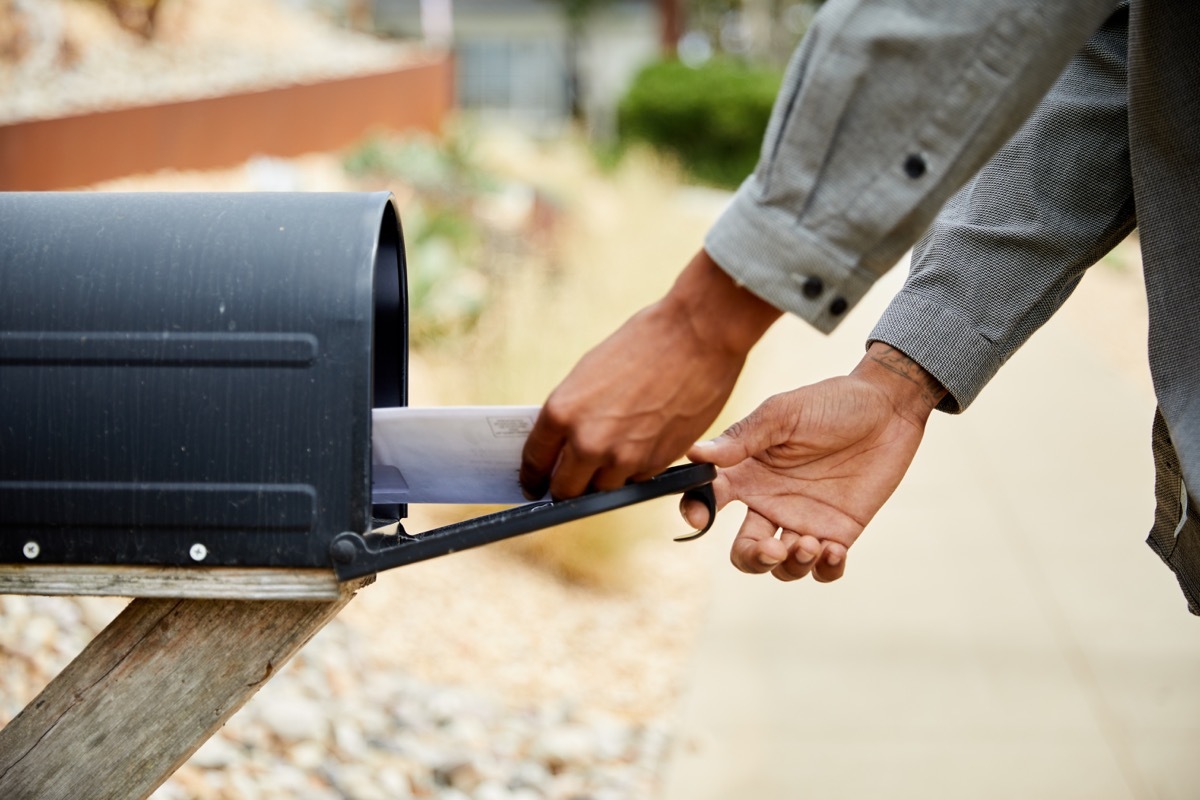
[0,192,713,585]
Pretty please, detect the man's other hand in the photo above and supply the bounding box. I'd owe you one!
[683,343,947,582]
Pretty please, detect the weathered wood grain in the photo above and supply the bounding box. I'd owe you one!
[0,564,343,600]
[0,576,372,799]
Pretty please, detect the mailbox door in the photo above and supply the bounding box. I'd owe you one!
[0,192,404,570]
[333,462,717,581]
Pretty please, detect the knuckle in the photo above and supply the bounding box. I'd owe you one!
[722,418,748,440]
[540,397,574,431]
[610,446,646,475]
[570,436,605,462]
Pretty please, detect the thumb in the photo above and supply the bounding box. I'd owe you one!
[687,394,792,467]
[686,435,747,468]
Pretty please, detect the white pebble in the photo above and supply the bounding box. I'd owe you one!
[377,767,414,798]
[21,615,59,652]
[335,765,391,800]
[531,725,599,767]
[189,734,241,769]
[509,789,544,800]
[254,688,329,744]
[288,740,327,771]
[334,718,368,755]
[473,780,514,800]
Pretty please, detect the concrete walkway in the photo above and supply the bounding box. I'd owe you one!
[660,259,1200,799]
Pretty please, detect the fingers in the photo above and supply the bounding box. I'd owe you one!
[729,510,789,574]
[687,436,745,468]
[548,445,603,500]
[591,442,661,493]
[812,543,847,583]
[680,468,733,529]
[522,413,649,499]
[520,407,567,500]
[769,531,822,582]
[528,430,670,501]
[679,495,712,530]
[771,536,848,583]
[727,512,850,583]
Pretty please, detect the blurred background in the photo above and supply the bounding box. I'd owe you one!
[1,2,1197,799]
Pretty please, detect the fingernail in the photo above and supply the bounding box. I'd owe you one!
[795,548,817,565]
[825,550,843,567]
[757,554,780,568]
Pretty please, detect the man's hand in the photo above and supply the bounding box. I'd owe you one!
[683,343,947,582]
[520,249,781,500]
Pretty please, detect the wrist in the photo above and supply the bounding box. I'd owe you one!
[659,248,782,357]
[851,342,947,424]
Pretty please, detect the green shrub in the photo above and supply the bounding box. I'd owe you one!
[618,58,782,188]
[342,133,493,346]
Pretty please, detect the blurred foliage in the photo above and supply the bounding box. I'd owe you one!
[343,131,498,199]
[344,132,502,346]
[618,57,781,188]
[685,0,822,67]
[400,203,490,347]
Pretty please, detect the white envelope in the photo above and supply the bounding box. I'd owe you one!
[371,406,544,505]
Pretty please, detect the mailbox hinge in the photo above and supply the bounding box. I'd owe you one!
[331,463,716,581]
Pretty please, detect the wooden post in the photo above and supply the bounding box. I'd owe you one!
[0,577,372,800]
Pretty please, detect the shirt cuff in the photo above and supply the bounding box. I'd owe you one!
[704,176,879,335]
[868,287,1006,414]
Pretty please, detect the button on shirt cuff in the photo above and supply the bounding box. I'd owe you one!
[704,177,878,335]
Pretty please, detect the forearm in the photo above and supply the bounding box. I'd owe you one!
[870,3,1134,413]
[658,248,783,359]
[705,0,1115,332]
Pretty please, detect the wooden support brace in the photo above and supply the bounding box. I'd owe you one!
[0,564,343,601]
[0,576,373,800]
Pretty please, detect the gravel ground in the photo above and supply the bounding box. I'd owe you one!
[0,530,711,800]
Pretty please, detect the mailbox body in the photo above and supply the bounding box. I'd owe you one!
[0,192,406,569]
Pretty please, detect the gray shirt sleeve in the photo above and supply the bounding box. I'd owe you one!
[704,0,1116,333]
[869,3,1135,413]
